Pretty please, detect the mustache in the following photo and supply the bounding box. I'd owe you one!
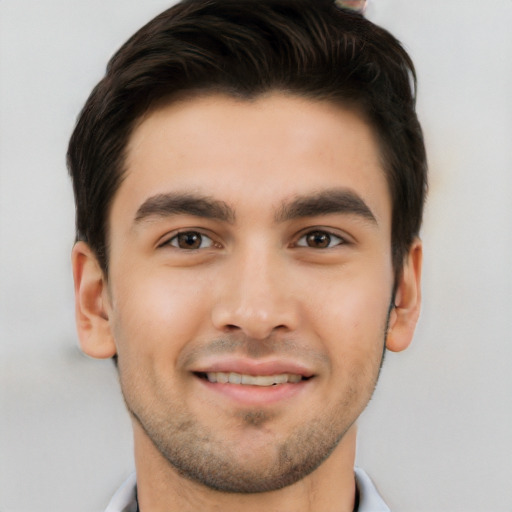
[179,334,330,369]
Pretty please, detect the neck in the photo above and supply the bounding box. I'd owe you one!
[133,422,358,512]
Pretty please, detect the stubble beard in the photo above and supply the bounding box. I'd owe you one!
[129,403,353,493]
[120,306,392,494]
[123,357,385,494]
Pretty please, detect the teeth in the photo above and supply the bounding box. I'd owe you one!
[217,372,229,384]
[205,372,304,386]
[229,372,241,384]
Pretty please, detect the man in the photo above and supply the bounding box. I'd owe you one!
[68,0,426,510]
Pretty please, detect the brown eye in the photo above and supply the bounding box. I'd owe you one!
[169,231,213,250]
[306,231,331,248]
[296,230,344,249]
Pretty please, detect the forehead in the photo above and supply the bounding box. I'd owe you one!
[115,92,390,227]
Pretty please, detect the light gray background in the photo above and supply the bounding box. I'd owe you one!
[1,1,511,511]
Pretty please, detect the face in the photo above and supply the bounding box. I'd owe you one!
[93,93,402,492]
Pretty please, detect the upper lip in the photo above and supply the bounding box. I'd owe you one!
[191,358,315,378]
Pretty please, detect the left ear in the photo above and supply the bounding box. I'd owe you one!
[71,241,117,359]
[386,238,422,352]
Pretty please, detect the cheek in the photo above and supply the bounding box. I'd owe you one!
[109,269,212,362]
[301,270,390,416]
[307,268,392,358]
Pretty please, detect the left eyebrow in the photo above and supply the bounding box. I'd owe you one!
[133,192,236,225]
[275,188,377,224]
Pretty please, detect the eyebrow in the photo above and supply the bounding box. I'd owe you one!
[275,188,377,224]
[134,192,235,225]
[133,188,377,227]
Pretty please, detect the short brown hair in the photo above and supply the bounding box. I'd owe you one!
[68,0,427,278]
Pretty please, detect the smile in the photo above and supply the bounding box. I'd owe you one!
[203,372,303,386]
[193,365,314,406]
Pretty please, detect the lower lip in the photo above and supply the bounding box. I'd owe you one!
[196,376,311,406]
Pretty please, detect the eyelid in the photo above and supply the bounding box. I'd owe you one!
[292,227,352,248]
[157,228,219,249]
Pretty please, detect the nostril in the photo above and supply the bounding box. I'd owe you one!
[212,301,299,339]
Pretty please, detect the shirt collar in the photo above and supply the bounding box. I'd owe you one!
[104,472,137,512]
[105,469,390,512]
[354,467,391,512]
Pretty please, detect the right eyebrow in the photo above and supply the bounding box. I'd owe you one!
[133,192,236,225]
[274,188,377,225]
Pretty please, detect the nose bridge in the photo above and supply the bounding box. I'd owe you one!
[212,238,298,338]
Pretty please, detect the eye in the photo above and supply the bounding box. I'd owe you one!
[295,230,345,249]
[166,231,215,250]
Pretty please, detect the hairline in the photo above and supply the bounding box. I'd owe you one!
[98,86,404,280]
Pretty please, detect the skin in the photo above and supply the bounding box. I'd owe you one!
[72,93,422,512]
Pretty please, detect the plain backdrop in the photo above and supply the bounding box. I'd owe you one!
[1,1,511,511]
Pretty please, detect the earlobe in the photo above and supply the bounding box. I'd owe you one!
[386,239,422,353]
[71,241,117,359]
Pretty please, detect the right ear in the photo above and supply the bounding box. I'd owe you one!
[71,241,117,359]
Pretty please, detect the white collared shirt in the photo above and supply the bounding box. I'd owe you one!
[105,468,390,512]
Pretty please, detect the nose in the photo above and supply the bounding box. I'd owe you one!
[211,245,300,340]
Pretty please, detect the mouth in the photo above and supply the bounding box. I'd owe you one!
[191,359,315,405]
[195,371,310,386]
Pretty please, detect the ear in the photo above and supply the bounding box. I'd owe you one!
[386,238,422,353]
[71,241,117,359]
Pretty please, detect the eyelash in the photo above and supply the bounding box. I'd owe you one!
[161,230,218,250]
[294,229,348,249]
[160,228,348,251]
